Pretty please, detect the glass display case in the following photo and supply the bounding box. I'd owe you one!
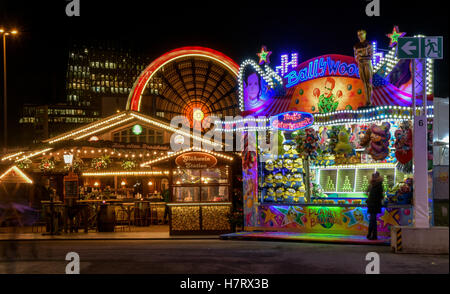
[258,131,307,204]
[171,166,230,203]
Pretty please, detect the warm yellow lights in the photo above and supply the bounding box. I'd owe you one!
[193,109,205,122]
[0,29,18,35]
[148,181,153,186]
[15,148,53,162]
[94,181,100,187]
[82,171,169,177]
[47,112,128,144]
[313,163,397,169]
[1,151,24,161]
[129,112,222,148]
[140,146,233,167]
[121,181,126,186]
[0,166,33,184]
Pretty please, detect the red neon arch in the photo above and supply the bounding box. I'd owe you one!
[126,46,240,111]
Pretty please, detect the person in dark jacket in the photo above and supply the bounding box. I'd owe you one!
[366,172,384,240]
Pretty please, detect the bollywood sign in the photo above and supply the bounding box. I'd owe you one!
[284,54,368,114]
[269,111,314,131]
[175,152,218,169]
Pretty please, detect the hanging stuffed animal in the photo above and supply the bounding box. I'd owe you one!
[262,174,276,188]
[282,140,298,158]
[293,157,303,173]
[275,187,285,202]
[274,172,286,186]
[394,121,413,172]
[283,158,294,171]
[326,126,344,154]
[265,159,275,172]
[264,188,276,202]
[318,126,329,152]
[361,122,391,161]
[334,129,356,164]
[285,173,293,188]
[294,128,320,160]
[275,158,284,170]
[285,188,296,202]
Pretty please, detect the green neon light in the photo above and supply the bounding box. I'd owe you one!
[132,124,143,135]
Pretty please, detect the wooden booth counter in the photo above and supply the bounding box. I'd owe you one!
[167,202,232,235]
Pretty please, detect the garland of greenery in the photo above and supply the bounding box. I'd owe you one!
[91,155,111,170]
[121,159,136,170]
[40,158,56,171]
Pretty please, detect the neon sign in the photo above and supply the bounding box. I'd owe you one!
[275,53,298,77]
[270,111,314,131]
[284,54,360,88]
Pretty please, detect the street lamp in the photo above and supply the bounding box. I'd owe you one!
[0,28,19,152]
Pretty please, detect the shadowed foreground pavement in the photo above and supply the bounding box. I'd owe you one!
[0,240,448,274]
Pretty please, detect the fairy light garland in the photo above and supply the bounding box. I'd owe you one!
[312,163,397,170]
[48,112,128,144]
[15,148,54,162]
[1,151,25,161]
[140,146,234,167]
[0,165,33,184]
[212,106,433,132]
[82,170,170,177]
[129,112,222,148]
[75,116,134,140]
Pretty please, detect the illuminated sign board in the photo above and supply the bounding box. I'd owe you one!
[284,54,360,88]
[175,152,218,169]
[270,111,314,131]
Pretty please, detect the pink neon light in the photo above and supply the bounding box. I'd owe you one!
[127,47,240,111]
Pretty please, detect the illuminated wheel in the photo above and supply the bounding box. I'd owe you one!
[127,47,240,123]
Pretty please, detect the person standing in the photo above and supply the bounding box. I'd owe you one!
[366,172,384,240]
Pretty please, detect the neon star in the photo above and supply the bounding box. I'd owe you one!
[257,46,272,65]
[386,26,406,47]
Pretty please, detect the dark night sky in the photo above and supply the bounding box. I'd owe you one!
[0,0,448,144]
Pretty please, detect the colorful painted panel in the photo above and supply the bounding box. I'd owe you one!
[243,131,259,227]
[258,205,413,236]
[288,76,367,113]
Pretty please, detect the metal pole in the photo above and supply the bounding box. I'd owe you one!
[2,34,7,152]
[412,59,415,117]
[422,59,427,115]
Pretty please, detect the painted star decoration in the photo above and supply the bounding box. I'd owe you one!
[380,209,399,228]
[263,207,277,225]
[386,26,406,47]
[257,46,272,65]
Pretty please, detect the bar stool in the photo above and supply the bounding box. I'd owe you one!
[114,207,130,232]
[32,210,46,233]
[146,204,158,225]
[133,204,146,226]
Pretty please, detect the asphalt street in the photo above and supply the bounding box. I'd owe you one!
[0,239,448,274]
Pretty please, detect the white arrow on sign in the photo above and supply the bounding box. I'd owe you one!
[401,41,417,55]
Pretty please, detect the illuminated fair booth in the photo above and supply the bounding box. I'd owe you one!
[233,36,435,238]
[0,47,241,235]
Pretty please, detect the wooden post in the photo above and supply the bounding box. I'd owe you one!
[114,175,117,195]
